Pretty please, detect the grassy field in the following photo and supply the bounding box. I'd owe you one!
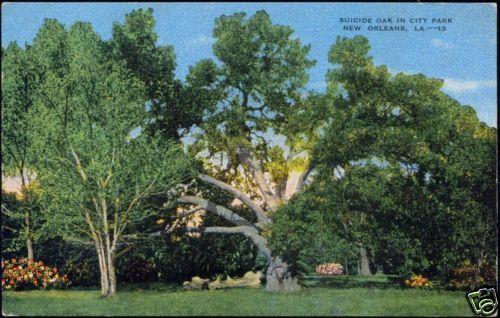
[2,278,472,316]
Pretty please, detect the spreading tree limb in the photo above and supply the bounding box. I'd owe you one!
[178,195,256,228]
[197,173,271,224]
[236,146,281,210]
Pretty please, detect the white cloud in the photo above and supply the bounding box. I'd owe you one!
[431,38,456,50]
[443,78,497,93]
[184,34,215,47]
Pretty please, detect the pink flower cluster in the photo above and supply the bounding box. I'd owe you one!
[315,262,344,275]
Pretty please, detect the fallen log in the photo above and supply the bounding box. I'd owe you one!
[182,271,262,291]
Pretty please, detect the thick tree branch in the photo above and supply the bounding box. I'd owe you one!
[171,206,204,220]
[236,146,280,210]
[197,173,270,224]
[294,163,314,194]
[178,195,256,228]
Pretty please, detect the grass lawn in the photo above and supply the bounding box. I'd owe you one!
[2,279,472,316]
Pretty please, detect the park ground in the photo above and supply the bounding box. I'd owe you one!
[2,275,473,316]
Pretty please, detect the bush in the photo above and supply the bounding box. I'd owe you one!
[62,258,98,287]
[315,263,344,276]
[404,274,432,288]
[2,258,69,290]
[445,260,496,290]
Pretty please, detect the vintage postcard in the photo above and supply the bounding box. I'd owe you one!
[1,2,497,316]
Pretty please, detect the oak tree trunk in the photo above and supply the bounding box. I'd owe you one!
[265,256,300,292]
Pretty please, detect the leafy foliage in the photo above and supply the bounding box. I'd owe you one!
[444,260,496,291]
[270,35,496,279]
[187,10,316,194]
[108,8,207,140]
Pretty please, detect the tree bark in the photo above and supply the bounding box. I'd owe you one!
[175,165,302,292]
[106,249,117,296]
[102,199,117,296]
[95,238,116,297]
[359,246,372,276]
[197,174,270,224]
[294,164,314,194]
[236,147,281,210]
[181,226,299,292]
[178,196,257,228]
[96,242,110,297]
[265,256,300,292]
[26,236,34,260]
[344,256,349,275]
[21,174,35,261]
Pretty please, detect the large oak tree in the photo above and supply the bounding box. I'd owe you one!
[154,11,317,292]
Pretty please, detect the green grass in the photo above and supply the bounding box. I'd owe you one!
[301,274,401,289]
[2,283,472,316]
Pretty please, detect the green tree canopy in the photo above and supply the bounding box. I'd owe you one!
[108,8,205,140]
[270,35,497,278]
[27,18,194,297]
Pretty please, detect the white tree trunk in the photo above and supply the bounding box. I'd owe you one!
[359,246,372,276]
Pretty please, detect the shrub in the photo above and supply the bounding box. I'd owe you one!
[446,260,496,290]
[404,274,432,288]
[2,258,69,291]
[62,258,98,287]
[315,263,344,276]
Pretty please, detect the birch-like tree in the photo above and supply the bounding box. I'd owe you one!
[29,19,193,297]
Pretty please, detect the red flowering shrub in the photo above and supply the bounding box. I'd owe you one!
[315,263,344,275]
[2,258,69,291]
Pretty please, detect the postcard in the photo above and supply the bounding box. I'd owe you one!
[1,2,497,316]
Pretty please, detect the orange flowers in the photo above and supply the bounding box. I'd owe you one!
[2,257,69,291]
[404,274,432,288]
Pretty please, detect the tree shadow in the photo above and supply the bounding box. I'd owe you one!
[300,274,401,289]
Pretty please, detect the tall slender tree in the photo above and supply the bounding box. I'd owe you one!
[2,41,41,260]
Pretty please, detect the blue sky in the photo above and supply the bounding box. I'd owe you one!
[2,2,497,127]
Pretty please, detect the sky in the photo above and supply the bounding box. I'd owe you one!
[1,2,497,127]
